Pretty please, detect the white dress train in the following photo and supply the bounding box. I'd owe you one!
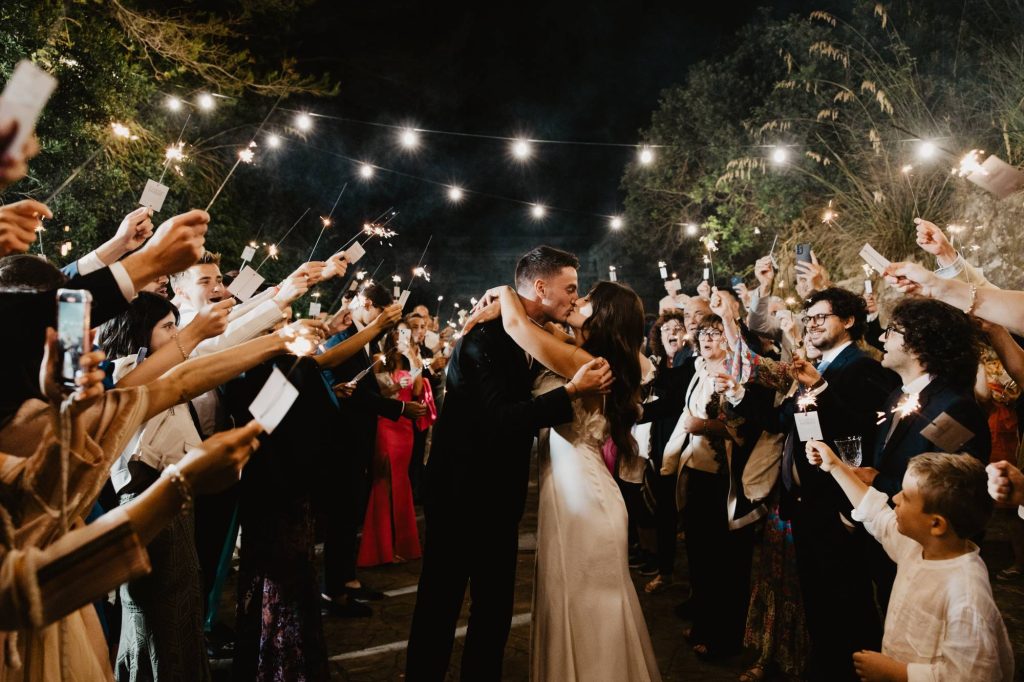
[530,372,662,682]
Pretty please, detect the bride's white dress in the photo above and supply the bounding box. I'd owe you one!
[530,372,662,682]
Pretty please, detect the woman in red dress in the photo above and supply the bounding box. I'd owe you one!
[358,321,430,566]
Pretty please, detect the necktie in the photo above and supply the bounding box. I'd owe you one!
[816,359,831,375]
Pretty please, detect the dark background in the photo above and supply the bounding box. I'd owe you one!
[257,0,822,316]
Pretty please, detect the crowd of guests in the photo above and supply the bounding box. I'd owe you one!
[0,120,451,680]
[3,86,1024,682]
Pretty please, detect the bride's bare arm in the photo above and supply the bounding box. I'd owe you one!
[498,286,592,378]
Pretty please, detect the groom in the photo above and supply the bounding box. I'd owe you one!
[406,245,614,681]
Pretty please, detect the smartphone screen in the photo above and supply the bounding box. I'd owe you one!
[795,243,813,264]
[57,289,92,389]
[730,275,743,288]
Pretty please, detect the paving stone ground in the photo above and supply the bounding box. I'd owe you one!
[213,475,1024,681]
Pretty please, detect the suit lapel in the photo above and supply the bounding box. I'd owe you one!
[820,343,861,380]
[877,379,939,465]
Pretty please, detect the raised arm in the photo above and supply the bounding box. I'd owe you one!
[142,323,324,420]
[315,303,402,369]
[498,286,591,379]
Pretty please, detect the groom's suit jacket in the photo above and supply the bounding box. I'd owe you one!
[425,319,574,524]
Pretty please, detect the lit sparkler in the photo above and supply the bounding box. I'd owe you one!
[955,149,987,177]
[893,392,920,419]
[821,200,837,224]
[797,392,818,412]
[110,122,138,140]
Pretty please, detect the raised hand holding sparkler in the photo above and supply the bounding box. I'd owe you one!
[0,199,51,257]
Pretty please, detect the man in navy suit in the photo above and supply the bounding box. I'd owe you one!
[856,298,989,607]
[730,287,899,681]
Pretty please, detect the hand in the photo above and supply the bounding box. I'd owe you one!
[472,286,507,315]
[852,467,880,486]
[274,273,311,306]
[789,357,821,387]
[0,119,40,188]
[987,461,1024,506]
[322,253,348,280]
[278,318,329,347]
[805,439,839,472]
[795,259,830,292]
[883,261,938,297]
[733,282,751,308]
[682,412,705,434]
[754,255,775,294]
[178,421,262,495]
[0,199,51,256]
[568,357,614,397]
[187,299,235,340]
[709,288,739,321]
[332,382,356,400]
[289,261,327,287]
[402,401,429,419]
[712,372,737,396]
[852,650,907,682]
[864,292,878,314]
[371,303,403,331]
[914,218,957,265]
[133,209,209,277]
[399,376,412,389]
[696,279,711,300]
[113,207,155,253]
[462,301,500,335]
[39,328,106,405]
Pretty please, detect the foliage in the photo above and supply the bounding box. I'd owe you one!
[622,1,1024,295]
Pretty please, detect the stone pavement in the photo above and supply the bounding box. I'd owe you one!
[213,478,1024,681]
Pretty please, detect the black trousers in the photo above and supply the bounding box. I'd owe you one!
[680,469,755,652]
[653,470,679,577]
[322,441,373,595]
[406,507,519,682]
[791,508,882,682]
[194,483,240,618]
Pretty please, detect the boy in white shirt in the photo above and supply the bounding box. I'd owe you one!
[805,441,1013,681]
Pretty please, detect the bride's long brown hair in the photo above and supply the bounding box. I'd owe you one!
[579,281,645,467]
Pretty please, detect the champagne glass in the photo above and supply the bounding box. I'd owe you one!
[834,436,863,467]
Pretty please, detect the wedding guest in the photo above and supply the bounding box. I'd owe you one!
[806,444,1013,681]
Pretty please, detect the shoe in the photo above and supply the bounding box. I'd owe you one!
[205,622,235,660]
[637,561,659,576]
[321,594,372,618]
[344,585,385,601]
[997,566,1024,582]
[628,551,645,569]
[644,575,672,594]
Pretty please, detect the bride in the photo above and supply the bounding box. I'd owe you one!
[473,281,661,682]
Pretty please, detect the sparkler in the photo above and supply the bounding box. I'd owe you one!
[820,200,837,224]
[157,112,192,184]
[255,207,311,271]
[955,149,987,177]
[43,120,141,205]
[407,235,434,292]
[700,234,717,286]
[205,97,282,211]
[893,392,920,419]
[307,182,348,262]
[797,392,818,412]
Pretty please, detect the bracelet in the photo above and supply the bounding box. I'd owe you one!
[161,463,193,514]
[174,335,189,362]
[964,284,978,316]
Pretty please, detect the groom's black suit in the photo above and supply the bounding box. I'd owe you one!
[406,319,574,681]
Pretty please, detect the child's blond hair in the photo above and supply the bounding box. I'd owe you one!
[907,453,992,538]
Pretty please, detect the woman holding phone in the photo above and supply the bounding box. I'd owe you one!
[357,320,432,567]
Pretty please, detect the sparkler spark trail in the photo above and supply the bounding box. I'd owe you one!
[255,208,311,271]
[893,392,920,419]
[205,98,282,211]
[797,392,817,412]
[307,182,348,262]
[955,150,987,177]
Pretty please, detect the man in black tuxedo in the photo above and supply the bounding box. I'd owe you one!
[406,246,613,681]
[856,298,989,608]
[730,287,899,681]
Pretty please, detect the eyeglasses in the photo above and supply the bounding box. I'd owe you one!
[800,312,837,327]
[697,329,724,340]
[883,324,906,339]
[661,324,685,334]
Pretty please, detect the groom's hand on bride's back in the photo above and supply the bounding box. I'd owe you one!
[566,358,614,399]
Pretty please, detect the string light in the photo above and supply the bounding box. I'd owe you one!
[399,128,420,148]
[530,204,546,219]
[196,93,215,111]
[610,216,624,230]
[771,146,789,165]
[295,113,313,131]
[685,223,699,237]
[166,96,182,111]
[447,186,464,202]
[638,146,655,165]
[266,134,281,148]
[916,140,938,160]
[511,138,532,160]
[359,163,375,179]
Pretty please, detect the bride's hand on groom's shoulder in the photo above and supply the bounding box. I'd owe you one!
[463,299,502,335]
[471,285,510,315]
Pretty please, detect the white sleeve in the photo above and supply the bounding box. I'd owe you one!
[192,299,284,356]
[75,250,106,276]
[934,254,995,289]
[227,286,278,322]
[107,262,136,302]
[850,486,918,561]
[906,606,1014,682]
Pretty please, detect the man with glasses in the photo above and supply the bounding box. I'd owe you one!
[729,287,898,681]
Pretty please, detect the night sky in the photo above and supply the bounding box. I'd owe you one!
[278,0,816,312]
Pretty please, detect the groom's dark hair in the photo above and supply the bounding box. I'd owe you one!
[514,245,579,290]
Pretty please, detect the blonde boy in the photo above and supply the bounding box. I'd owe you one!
[805,442,1013,681]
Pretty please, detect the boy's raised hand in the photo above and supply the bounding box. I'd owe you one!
[805,439,839,472]
[987,461,1024,506]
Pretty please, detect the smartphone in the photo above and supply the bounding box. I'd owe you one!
[730,275,743,289]
[795,243,813,264]
[56,289,92,390]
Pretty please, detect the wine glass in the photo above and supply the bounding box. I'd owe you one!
[834,436,863,467]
